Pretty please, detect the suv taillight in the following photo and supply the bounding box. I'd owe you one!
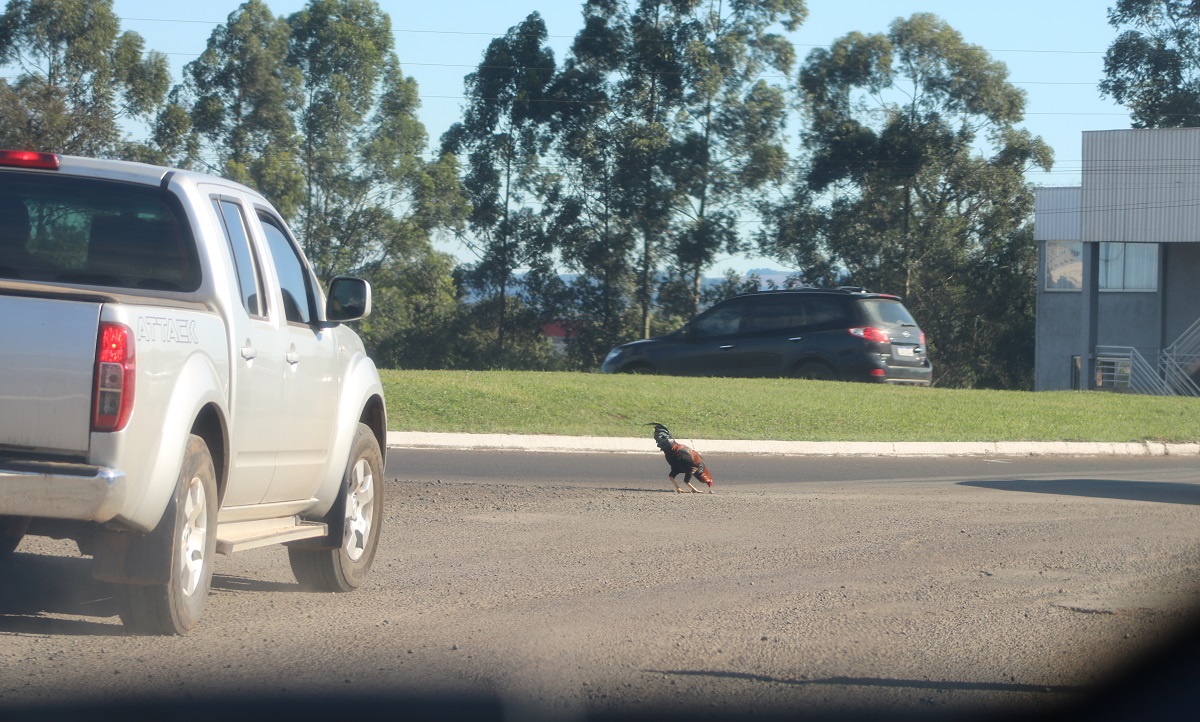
[849,326,889,344]
[92,323,135,432]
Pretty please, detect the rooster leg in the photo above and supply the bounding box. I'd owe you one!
[669,474,685,493]
[683,472,703,494]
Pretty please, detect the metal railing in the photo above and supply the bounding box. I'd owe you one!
[1094,346,1173,395]
[1160,353,1200,397]
[1160,316,1200,398]
[1164,316,1200,359]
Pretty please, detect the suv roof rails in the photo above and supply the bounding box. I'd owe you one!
[734,286,869,297]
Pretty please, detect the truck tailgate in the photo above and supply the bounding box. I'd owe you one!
[1,296,100,456]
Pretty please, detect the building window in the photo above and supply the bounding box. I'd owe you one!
[1045,240,1082,290]
[1100,242,1158,291]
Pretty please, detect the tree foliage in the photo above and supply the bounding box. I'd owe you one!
[664,0,805,315]
[172,0,301,210]
[441,12,557,366]
[539,0,805,356]
[1100,0,1200,128]
[0,1,1057,387]
[768,13,1052,387]
[0,0,169,155]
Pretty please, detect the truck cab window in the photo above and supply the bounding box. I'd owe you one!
[212,198,265,317]
[257,212,314,325]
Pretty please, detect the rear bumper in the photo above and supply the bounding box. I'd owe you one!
[0,461,127,522]
[879,363,933,385]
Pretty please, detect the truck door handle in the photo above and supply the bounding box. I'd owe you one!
[788,337,803,343]
[285,348,300,365]
[240,343,257,360]
[718,344,735,350]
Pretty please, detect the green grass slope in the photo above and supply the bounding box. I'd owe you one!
[380,370,1200,443]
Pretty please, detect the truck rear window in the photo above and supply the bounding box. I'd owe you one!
[0,173,200,291]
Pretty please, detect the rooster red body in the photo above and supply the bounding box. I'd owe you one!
[647,423,714,494]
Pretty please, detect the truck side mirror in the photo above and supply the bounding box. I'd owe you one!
[326,277,371,322]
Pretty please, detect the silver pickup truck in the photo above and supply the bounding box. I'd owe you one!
[0,150,387,635]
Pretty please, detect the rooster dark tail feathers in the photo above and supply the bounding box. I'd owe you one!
[645,422,672,449]
[645,421,670,438]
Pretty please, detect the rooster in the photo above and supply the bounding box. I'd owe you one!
[646,423,715,494]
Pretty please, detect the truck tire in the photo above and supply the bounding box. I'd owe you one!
[118,435,218,635]
[0,516,30,559]
[288,423,382,592]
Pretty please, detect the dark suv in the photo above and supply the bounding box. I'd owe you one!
[600,288,932,385]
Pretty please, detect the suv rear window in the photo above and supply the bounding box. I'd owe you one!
[859,298,918,326]
[0,174,199,291]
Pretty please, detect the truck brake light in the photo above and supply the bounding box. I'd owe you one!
[0,149,60,170]
[92,323,135,432]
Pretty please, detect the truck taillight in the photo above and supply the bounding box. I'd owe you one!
[0,149,60,169]
[92,323,135,432]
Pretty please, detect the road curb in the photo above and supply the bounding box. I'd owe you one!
[386,432,1200,457]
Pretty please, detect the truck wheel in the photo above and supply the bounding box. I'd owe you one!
[288,423,382,592]
[119,435,218,635]
[0,516,31,559]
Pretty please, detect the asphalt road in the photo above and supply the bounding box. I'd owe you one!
[387,447,1200,494]
[1,451,1198,721]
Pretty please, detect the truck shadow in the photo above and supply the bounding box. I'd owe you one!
[958,479,1200,506]
[210,575,302,594]
[0,558,302,637]
[0,553,123,636]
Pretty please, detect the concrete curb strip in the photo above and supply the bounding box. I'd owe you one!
[386,432,1200,457]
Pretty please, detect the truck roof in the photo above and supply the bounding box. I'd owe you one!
[0,150,261,198]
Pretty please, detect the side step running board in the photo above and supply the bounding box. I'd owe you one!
[215,516,327,555]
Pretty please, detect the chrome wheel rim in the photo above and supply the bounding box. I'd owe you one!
[343,458,375,562]
[179,474,208,597]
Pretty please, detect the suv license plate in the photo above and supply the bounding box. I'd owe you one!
[895,346,915,357]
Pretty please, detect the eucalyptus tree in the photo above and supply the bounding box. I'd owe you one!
[440,12,557,364]
[163,1,465,370]
[774,13,1052,387]
[665,0,805,315]
[545,0,804,344]
[280,0,466,288]
[612,0,692,338]
[173,0,303,215]
[538,1,641,366]
[544,0,695,340]
[0,0,168,155]
[1100,0,1200,127]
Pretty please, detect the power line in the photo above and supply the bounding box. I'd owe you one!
[116,15,1109,56]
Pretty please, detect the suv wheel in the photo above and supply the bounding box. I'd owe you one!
[794,362,837,381]
[623,362,656,374]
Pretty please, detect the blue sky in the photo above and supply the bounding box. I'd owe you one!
[109,0,1131,272]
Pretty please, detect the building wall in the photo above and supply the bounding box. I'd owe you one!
[1033,187,1082,242]
[1082,129,1200,245]
[1035,240,1087,390]
[1034,188,1085,391]
[1164,244,1200,346]
[1096,291,1161,357]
